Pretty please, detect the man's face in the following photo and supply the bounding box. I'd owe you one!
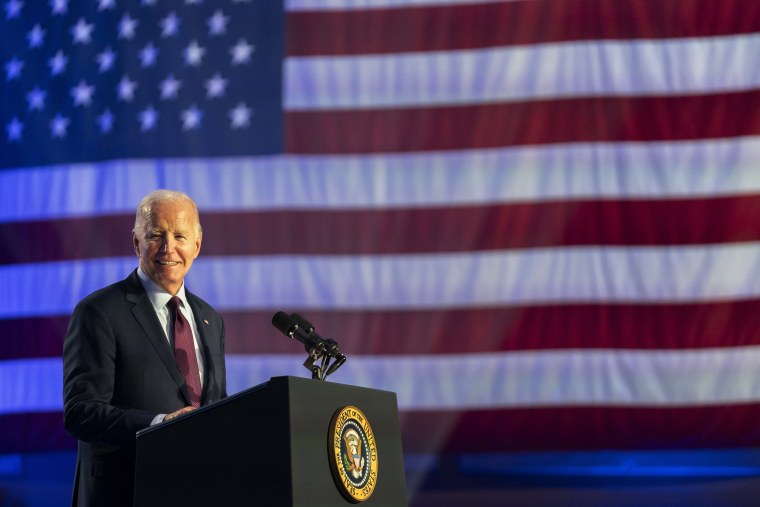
[132,199,201,295]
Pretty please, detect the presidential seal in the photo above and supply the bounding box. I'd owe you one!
[328,406,378,502]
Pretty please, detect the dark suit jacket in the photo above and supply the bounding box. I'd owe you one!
[63,270,226,507]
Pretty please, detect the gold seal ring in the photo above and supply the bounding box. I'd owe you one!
[328,406,378,502]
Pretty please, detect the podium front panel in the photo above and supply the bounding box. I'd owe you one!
[134,376,408,506]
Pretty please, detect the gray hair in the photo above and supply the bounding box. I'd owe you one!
[133,189,202,237]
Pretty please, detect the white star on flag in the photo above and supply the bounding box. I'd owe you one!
[230,39,254,65]
[5,57,23,81]
[71,81,95,106]
[71,18,94,44]
[5,0,22,20]
[97,48,116,72]
[205,73,227,99]
[26,87,46,111]
[207,10,228,36]
[228,102,251,129]
[138,105,158,131]
[161,12,180,37]
[50,0,67,15]
[181,105,202,130]
[159,75,181,100]
[183,40,205,66]
[27,24,45,48]
[97,109,114,133]
[48,50,68,75]
[119,14,138,39]
[117,76,137,101]
[49,114,69,138]
[140,43,158,67]
[6,117,23,141]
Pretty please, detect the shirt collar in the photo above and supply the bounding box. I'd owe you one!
[136,267,189,312]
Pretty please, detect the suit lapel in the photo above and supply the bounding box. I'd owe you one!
[124,271,192,406]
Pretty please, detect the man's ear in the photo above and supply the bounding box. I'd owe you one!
[193,236,202,259]
[132,230,140,256]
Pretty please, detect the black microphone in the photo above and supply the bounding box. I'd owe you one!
[271,311,324,352]
[291,313,344,360]
[291,313,316,334]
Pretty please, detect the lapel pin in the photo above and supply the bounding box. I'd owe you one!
[204,319,209,325]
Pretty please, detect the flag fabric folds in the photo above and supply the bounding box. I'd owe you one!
[2,0,760,480]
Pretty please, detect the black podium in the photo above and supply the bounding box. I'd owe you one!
[134,376,408,506]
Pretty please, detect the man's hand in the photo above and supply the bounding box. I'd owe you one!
[164,406,196,422]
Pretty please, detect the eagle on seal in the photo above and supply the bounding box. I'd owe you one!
[343,428,365,478]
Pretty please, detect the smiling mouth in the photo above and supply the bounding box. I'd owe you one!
[156,260,179,266]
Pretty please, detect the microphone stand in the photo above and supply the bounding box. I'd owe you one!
[302,338,346,381]
[303,340,327,380]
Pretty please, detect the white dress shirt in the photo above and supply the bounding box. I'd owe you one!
[136,267,206,424]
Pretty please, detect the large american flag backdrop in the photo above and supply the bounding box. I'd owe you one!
[2,0,760,502]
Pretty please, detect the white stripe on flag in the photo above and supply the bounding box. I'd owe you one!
[6,347,760,414]
[285,34,758,109]
[3,243,760,318]
[2,138,760,222]
[234,347,760,409]
[0,358,62,415]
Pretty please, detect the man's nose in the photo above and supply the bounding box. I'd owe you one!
[160,237,174,252]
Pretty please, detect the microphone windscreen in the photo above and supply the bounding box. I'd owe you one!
[271,311,296,335]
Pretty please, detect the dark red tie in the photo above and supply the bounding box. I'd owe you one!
[169,296,202,407]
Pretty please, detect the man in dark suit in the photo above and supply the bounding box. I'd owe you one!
[63,189,227,507]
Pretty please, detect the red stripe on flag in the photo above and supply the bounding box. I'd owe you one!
[285,90,760,154]
[0,317,69,360]
[401,404,760,453]
[222,302,760,355]
[6,300,760,360]
[0,412,74,454]
[287,0,760,56]
[6,404,760,454]
[0,215,134,265]
[5,196,760,264]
